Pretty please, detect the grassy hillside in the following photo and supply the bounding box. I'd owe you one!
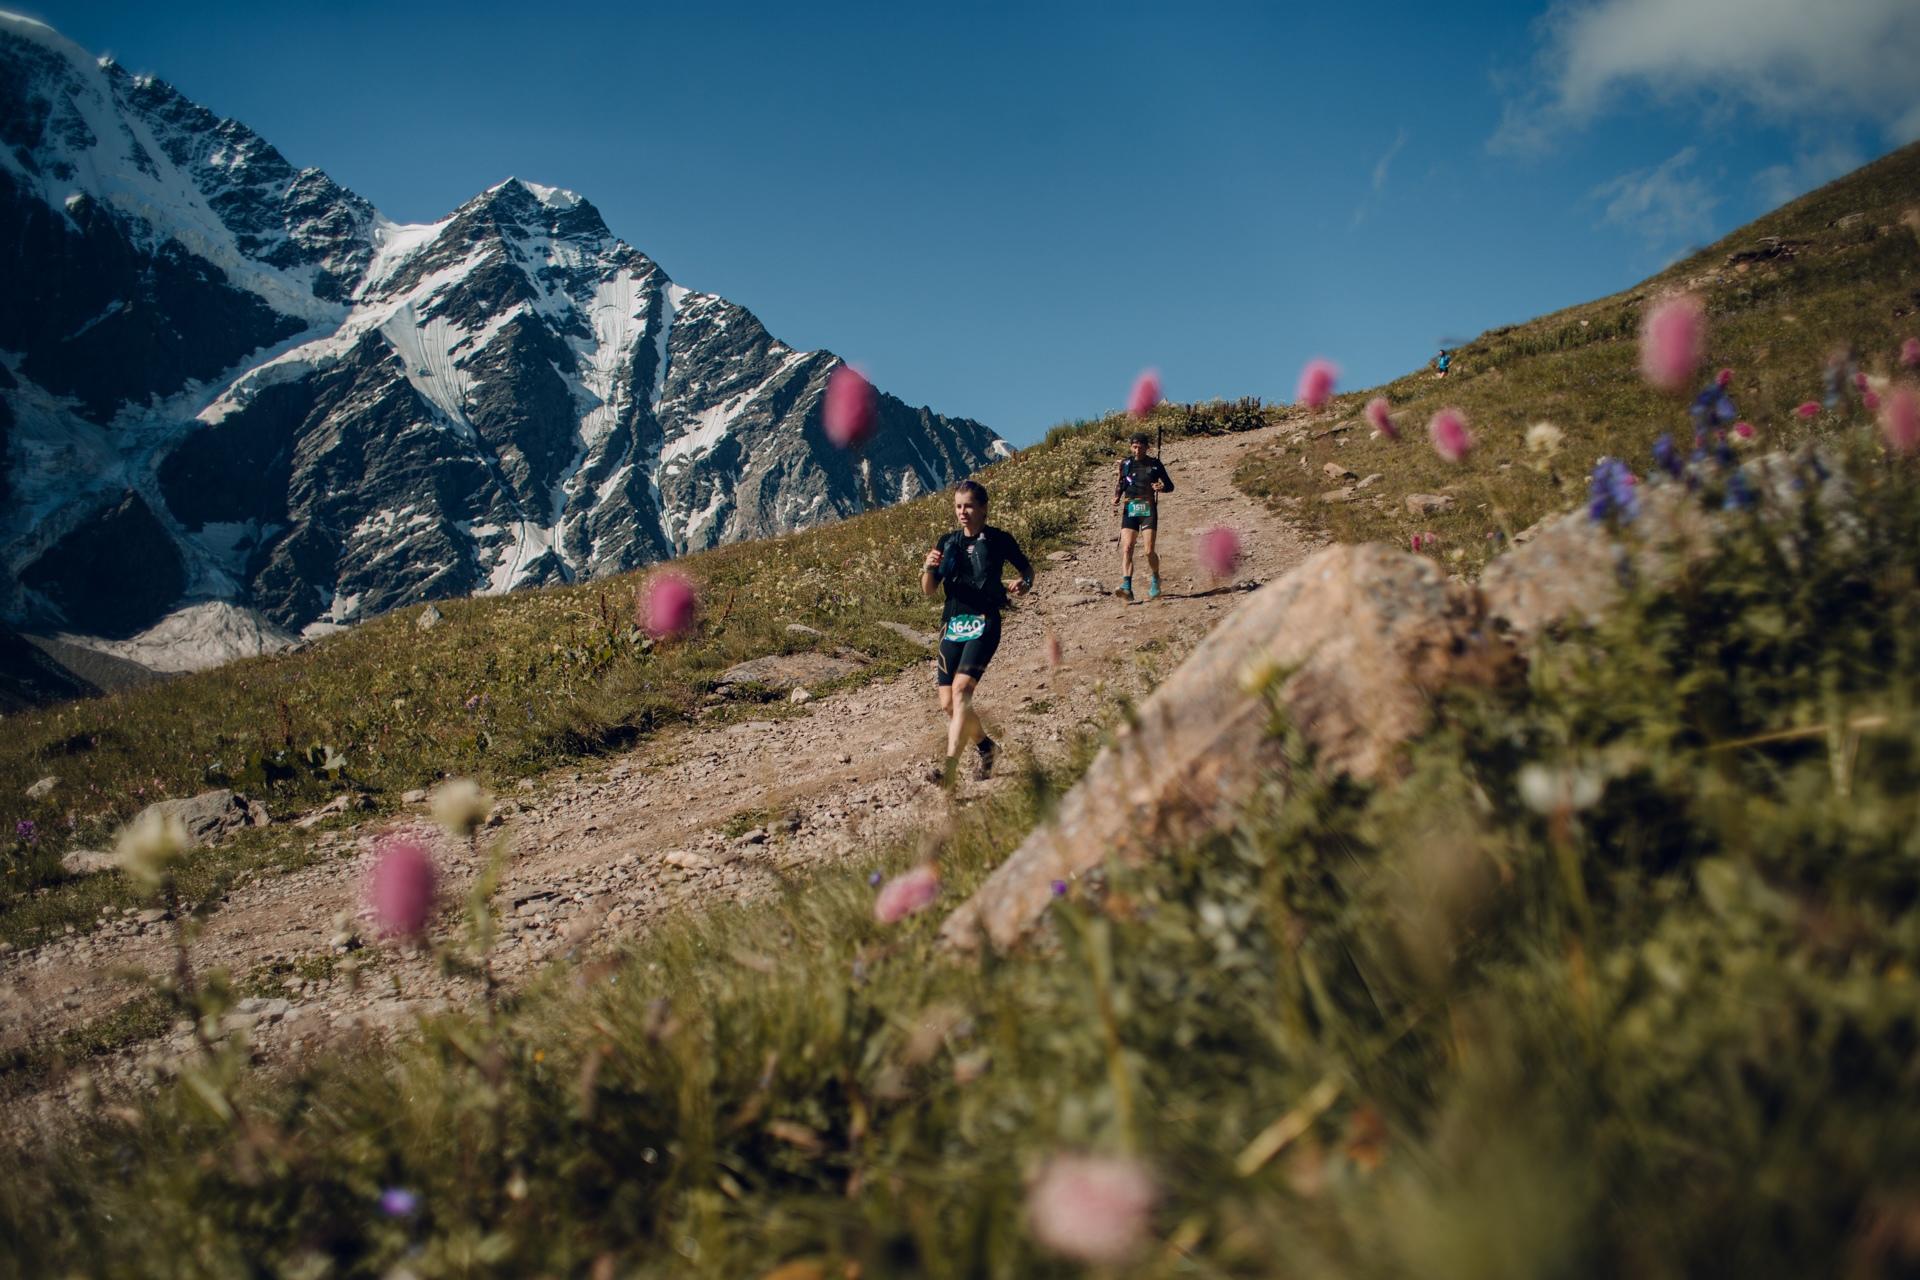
[1236,141,1920,568]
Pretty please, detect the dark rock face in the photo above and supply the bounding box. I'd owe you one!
[19,491,186,637]
[1,15,1007,650]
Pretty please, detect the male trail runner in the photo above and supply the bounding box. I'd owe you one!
[920,480,1033,783]
[1112,432,1174,601]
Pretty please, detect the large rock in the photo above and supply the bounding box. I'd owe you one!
[716,651,867,692]
[134,788,253,849]
[940,544,1513,954]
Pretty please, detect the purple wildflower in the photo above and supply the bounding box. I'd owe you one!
[1051,879,1069,898]
[1723,468,1757,512]
[868,870,883,887]
[1651,434,1682,478]
[1689,382,1737,435]
[1588,457,1639,523]
[379,1188,418,1218]
[15,819,35,843]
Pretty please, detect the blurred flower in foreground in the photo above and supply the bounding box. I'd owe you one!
[1295,357,1338,409]
[1716,367,1734,387]
[367,836,437,939]
[379,1188,419,1218]
[1639,293,1705,392]
[1196,525,1243,581]
[1127,369,1162,419]
[14,819,35,843]
[1517,762,1604,815]
[1651,433,1681,478]
[1730,421,1756,445]
[1588,457,1639,523]
[1525,421,1563,457]
[1045,631,1064,670]
[1364,396,1396,438]
[1795,401,1820,419]
[1884,385,1920,455]
[430,778,492,838]
[1902,337,1920,368]
[823,364,877,449]
[115,809,189,890]
[640,571,698,640]
[1428,408,1472,462]
[874,865,940,924]
[1028,1154,1156,1264]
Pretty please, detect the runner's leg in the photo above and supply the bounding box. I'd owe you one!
[947,673,985,759]
[1119,526,1137,582]
[1142,525,1160,596]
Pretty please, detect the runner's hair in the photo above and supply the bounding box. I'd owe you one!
[954,479,989,506]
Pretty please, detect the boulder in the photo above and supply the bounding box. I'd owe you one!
[1322,462,1357,481]
[784,623,824,638]
[716,651,866,692]
[940,544,1514,954]
[135,789,252,848]
[1406,494,1454,515]
[875,620,938,649]
[25,775,57,800]
[60,849,119,877]
[416,604,443,631]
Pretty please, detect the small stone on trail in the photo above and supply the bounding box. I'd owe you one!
[402,788,428,804]
[790,687,813,704]
[1407,493,1455,515]
[1046,550,1076,562]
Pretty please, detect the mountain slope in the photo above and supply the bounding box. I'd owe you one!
[0,12,1005,662]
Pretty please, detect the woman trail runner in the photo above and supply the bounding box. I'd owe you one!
[1112,432,1174,601]
[920,480,1033,783]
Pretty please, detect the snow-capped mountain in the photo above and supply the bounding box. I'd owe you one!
[0,13,1007,663]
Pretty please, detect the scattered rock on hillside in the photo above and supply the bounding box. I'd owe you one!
[61,849,119,877]
[784,623,824,638]
[417,605,443,631]
[1046,550,1076,563]
[1319,488,1356,504]
[25,775,57,800]
[875,620,937,649]
[1407,494,1454,515]
[133,789,253,849]
[790,687,813,704]
[941,544,1514,954]
[1322,463,1357,481]
[716,652,866,693]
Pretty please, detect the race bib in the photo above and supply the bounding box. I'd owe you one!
[944,613,987,643]
[1125,499,1153,518]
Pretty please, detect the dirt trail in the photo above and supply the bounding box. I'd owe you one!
[1,424,1319,1115]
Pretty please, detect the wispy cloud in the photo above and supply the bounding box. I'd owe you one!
[1591,146,1719,250]
[1492,0,1920,154]
[1752,139,1868,209]
[1352,127,1410,226]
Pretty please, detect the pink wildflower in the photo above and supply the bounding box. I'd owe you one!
[1901,337,1920,368]
[1716,367,1734,388]
[367,836,437,939]
[1364,396,1396,438]
[1795,401,1820,419]
[1195,525,1243,580]
[1883,384,1920,454]
[874,864,940,923]
[1638,293,1706,392]
[823,365,878,449]
[1730,421,1755,441]
[1295,357,1338,409]
[1428,407,1472,462]
[1028,1154,1156,1264]
[1864,390,1882,412]
[640,572,698,639]
[1854,371,1871,391]
[1127,369,1162,419]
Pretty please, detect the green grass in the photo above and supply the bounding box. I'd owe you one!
[1235,140,1920,571]
[4,425,1917,1278]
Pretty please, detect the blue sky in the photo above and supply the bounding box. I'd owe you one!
[19,1,1920,444]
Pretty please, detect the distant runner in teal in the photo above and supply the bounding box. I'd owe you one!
[1112,432,1173,601]
[920,479,1033,783]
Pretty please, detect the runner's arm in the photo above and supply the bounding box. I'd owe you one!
[1002,531,1034,596]
[1154,461,1174,492]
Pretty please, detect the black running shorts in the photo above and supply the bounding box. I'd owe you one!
[1119,499,1157,532]
[936,614,1002,686]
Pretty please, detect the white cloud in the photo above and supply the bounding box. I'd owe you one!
[1493,0,1920,153]
[1752,138,1867,209]
[1352,127,1410,226]
[1371,128,1409,192]
[1591,146,1720,247]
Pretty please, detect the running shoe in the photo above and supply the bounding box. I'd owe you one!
[1117,578,1134,602]
[975,736,998,779]
[1148,577,1162,600]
